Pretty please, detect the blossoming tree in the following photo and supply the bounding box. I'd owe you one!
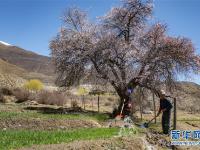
[50,0,200,114]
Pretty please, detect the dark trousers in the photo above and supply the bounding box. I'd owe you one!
[162,110,171,134]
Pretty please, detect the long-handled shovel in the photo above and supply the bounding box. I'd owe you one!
[115,99,126,120]
[141,116,156,128]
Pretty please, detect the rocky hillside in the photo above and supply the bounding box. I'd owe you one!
[0,58,26,88]
[0,58,54,87]
[175,82,200,112]
[132,81,200,113]
[0,42,55,85]
[0,42,54,76]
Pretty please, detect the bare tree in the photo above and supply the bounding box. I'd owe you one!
[50,0,200,114]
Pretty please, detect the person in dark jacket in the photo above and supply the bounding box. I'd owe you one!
[156,90,173,134]
[123,88,133,117]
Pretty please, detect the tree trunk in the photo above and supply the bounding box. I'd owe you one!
[139,88,143,121]
[91,97,93,111]
[97,94,100,113]
[152,93,157,124]
[117,95,131,117]
[70,97,72,108]
[82,95,85,110]
[113,83,138,117]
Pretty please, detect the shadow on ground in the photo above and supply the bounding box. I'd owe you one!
[25,106,111,116]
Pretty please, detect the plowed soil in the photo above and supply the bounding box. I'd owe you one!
[19,136,150,150]
[0,118,101,130]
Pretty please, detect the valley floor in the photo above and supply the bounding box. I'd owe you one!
[0,103,199,150]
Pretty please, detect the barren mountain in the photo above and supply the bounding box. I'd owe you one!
[0,57,55,87]
[0,58,26,87]
[0,42,54,76]
[175,81,200,112]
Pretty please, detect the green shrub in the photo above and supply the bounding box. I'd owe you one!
[24,79,43,91]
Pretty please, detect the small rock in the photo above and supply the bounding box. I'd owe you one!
[30,101,39,105]
[147,132,152,139]
[60,126,65,129]
[3,128,7,131]
[143,110,153,114]
[2,95,17,103]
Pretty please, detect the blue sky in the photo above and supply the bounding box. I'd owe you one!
[0,0,199,84]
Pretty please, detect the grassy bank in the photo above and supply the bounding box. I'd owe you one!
[0,128,119,150]
[0,111,109,122]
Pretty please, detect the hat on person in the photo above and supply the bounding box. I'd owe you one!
[160,90,166,96]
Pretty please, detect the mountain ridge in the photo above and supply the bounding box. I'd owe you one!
[0,42,54,76]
